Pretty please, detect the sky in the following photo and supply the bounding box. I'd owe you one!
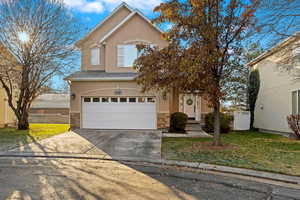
[64,0,163,30]
[51,0,164,90]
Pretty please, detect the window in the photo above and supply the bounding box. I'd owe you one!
[93,98,100,102]
[138,97,145,103]
[120,97,127,103]
[129,97,136,103]
[102,97,109,103]
[147,97,155,103]
[111,97,118,103]
[91,47,100,65]
[292,90,300,114]
[84,97,91,102]
[292,43,300,69]
[117,45,138,67]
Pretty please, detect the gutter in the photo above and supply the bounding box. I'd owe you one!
[64,77,136,82]
[247,32,300,67]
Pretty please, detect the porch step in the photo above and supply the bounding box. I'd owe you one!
[187,120,201,124]
[186,123,203,131]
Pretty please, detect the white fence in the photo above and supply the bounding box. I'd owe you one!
[233,111,250,130]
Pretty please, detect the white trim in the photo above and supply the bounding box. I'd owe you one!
[67,77,136,81]
[100,12,136,43]
[247,31,300,67]
[80,87,142,95]
[195,95,199,121]
[123,39,153,44]
[99,11,164,44]
[76,2,135,47]
[291,89,300,114]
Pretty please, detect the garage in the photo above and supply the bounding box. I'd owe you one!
[82,96,156,129]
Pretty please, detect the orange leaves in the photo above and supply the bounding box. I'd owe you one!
[161,33,169,40]
[190,0,201,7]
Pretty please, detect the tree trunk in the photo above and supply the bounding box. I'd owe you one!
[213,101,221,146]
[250,108,254,130]
[17,111,29,130]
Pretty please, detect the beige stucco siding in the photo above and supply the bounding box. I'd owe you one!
[254,55,300,133]
[70,81,169,113]
[80,7,132,71]
[103,14,168,72]
[0,88,15,127]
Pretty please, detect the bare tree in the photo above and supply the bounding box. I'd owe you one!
[255,1,300,80]
[0,0,82,130]
[258,0,300,44]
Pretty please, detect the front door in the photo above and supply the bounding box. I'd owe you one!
[184,94,196,119]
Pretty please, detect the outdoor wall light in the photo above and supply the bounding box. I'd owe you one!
[71,93,76,100]
[259,104,264,110]
[162,91,167,100]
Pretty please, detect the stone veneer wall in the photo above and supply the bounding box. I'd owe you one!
[70,112,80,129]
[157,113,170,129]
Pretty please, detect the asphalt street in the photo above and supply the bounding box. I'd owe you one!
[0,157,299,200]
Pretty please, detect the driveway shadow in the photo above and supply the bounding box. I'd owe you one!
[73,129,162,159]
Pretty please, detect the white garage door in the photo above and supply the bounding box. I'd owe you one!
[82,97,156,129]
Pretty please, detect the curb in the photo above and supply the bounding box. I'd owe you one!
[0,152,299,185]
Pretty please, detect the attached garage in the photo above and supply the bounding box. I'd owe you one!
[82,96,156,129]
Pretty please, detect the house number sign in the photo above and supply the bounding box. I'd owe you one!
[114,89,122,95]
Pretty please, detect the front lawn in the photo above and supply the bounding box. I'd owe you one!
[162,131,300,176]
[0,123,70,151]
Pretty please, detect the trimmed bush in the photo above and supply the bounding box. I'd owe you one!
[169,112,188,133]
[203,112,231,134]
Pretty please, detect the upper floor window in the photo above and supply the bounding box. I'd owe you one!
[90,47,100,65]
[292,90,300,114]
[292,43,300,69]
[117,44,144,67]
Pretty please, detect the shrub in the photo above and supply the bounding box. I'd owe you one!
[287,115,300,140]
[203,112,231,134]
[169,112,188,133]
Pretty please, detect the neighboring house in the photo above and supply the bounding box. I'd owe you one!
[247,35,300,135]
[65,2,212,130]
[29,94,70,124]
[0,44,17,128]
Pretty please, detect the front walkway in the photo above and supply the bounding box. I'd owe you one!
[3,129,161,159]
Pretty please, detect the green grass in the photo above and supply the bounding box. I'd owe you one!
[0,124,70,150]
[162,131,300,176]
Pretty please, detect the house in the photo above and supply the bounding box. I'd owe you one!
[65,2,212,130]
[247,35,300,135]
[29,93,70,124]
[0,44,17,128]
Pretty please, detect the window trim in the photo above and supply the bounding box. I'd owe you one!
[292,89,300,114]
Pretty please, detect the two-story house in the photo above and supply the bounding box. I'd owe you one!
[248,34,300,135]
[0,44,17,128]
[66,2,212,130]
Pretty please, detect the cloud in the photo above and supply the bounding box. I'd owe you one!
[63,0,162,14]
[63,0,104,13]
[102,0,162,12]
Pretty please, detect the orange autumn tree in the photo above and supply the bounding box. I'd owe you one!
[135,0,259,145]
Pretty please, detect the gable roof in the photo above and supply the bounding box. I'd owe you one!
[76,2,134,47]
[247,32,300,67]
[76,2,163,47]
[99,10,164,44]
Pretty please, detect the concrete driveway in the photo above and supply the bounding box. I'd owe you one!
[6,129,162,159]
